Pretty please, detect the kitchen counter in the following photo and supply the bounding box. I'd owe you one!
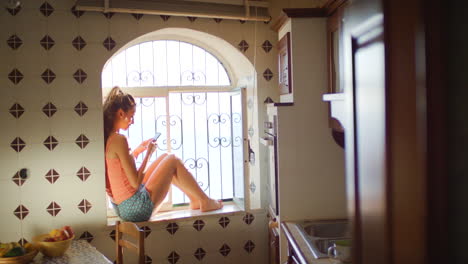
[282,221,338,264]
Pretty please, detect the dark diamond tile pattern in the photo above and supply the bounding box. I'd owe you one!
[109,230,116,241]
[219,244,231,256]
[45,169,60,184]
[47,201,61,216]
[9,103,24,119]
[11,137,25,152]
[79,231,94,242]
[187,16,197,22]
[166,223,179,235]
[40,35,55,50]
[43,136,58,150]
[167,251,179,264]
[14,205,29,220]
[12,171,26,186]
[132,13,143,20]
[18,238,28,246]
[103,37,116,51]
[238,40,249,52]
[194,248,206,260]
[243,213,255,225]
[7,34,22,50]
[250,182,256,193]
[160,15,170,21]
[244,240,255,253]
[73,69,87,83]
[141,226,151,238]
[102,12,114,19]
[41,69,56,84]
[77,167,90,181]
[40,1,54,17]
[263,68,273,81]
[42,102,57,117]
[6,5,21,15]
[78,199,92,213]
[74,101,88,116]
[71,5,84,18]
[72,36,86,50]
[213,18,223,23]
[219,216,230,228]
[8,68,23,84]
[193,220,205,231]
[75,134,89,149]
[239,20,246,24]
[262,40,273,53]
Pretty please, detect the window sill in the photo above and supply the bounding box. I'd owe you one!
[106,202,244,226]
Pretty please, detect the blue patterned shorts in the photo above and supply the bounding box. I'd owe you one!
[113,185,154,222]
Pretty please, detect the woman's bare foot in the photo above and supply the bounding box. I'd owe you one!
[200,199,223,212]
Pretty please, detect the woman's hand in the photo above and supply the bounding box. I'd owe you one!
[146,140,157,157]
[132,138,157,158]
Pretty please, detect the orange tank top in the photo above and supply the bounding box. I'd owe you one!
[105,134,136,204]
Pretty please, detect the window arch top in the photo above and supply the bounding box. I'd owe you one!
[102,40,231,88]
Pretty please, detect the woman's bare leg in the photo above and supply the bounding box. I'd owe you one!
[142,153,168,184]
[144,154,222,212]
[144,153,199,209]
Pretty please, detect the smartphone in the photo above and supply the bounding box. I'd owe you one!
[153,132,161,141]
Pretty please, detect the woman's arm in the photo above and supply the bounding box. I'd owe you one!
[113,135,142,189]
[130,138,153,159]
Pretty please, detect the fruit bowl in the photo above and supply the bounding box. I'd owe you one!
[32,234,74,257]
[0,248,38,264]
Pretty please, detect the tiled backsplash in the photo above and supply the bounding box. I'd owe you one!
[1,0,276,263]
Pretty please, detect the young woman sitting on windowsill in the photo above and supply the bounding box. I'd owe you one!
[103,86,223,222]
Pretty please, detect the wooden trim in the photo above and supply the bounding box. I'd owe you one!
[322,0,348,16]
[271,8,328,32]
[282,8,328,18]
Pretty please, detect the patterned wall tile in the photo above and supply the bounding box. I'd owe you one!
[39,2,54,17]
[7,34,22,50]
[73,69,87,83]
[10,137,25,152]
[78,199,92,213]
[45,169,60,184]
[167,251,179,264]
[8,68,23,84]
[9,103,24,119]
[42,102,57,117]
[72,36,86,50]
[46,201,61,216]
[12,171,27,186]
[13,205,29,220]
[43,136,58,150]
[76,167,91,181]
[71,5,84,18]
[102,37,116,51]
[75,134,89,149]
[6,5,21,16]
[40,35,55,50]
[41,69,56,84]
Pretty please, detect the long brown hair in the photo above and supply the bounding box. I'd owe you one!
[102,86,136,145]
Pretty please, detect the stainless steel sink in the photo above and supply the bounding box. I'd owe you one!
[296,219,350,259]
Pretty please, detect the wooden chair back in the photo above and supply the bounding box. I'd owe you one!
[115,221,145,264]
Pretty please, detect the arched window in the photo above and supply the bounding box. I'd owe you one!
[102,40,245,212]
[102,40,231,89]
